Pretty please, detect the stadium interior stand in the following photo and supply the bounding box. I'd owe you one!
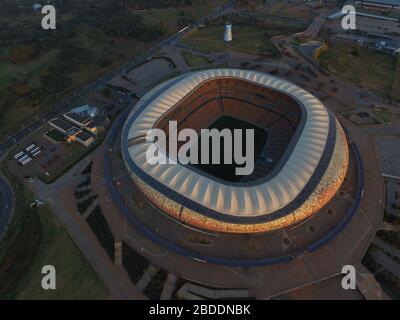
[155,78,302,183]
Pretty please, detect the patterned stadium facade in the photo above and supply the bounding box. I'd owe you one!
[122,69,349,233]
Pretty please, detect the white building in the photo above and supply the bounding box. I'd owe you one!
[224,23,232,42]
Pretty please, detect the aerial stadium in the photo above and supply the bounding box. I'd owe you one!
[121,69,349,234]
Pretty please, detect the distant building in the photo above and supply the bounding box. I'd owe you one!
[356,0,400,10]
[49,118,79,136]
[70,105,100,118]
[48,118,95,147]
[48,104,109,147]
[63,111,93,129]
[375,39,400,54]
[32,3,42,11]
[224,23,232,42]
[63,104,109,135]
[75,131,95,147]
[333,33,400,55]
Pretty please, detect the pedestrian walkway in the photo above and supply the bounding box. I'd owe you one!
[160,274,177,300]
[83,198,99,219]
[137,265,159,291]
[177,283,251,300]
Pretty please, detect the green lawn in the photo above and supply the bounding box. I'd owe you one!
[0,166,108,300]
[86,205,115,262]
[0,62,13,100]
[0,50,60,137]
[181,51,213,67]
[373,109,393,124]
[318,45,398,100]
[135,2,224,34]
[0,50,58,99]
[45,129,66,142]
[182,24,280,57]
[258,0,315,22]
[391,58,400,102]
[11,205,108,300]
[191,63,229,71]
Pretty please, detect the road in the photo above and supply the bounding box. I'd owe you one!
[29,153,146,299]
[0,0,236,158]
[0,177,12,240]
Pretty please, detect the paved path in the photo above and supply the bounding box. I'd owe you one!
[0,176,13,241]
[29,153,146,299]
[301,9,333,37]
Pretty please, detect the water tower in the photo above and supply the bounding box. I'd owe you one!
[224,22,232,42]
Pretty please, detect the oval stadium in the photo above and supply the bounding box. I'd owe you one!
[121,69,349,234]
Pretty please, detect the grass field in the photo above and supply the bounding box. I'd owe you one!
[0,50,58,99]
[373,109,393,124]
[181,51,214,67]
[135,3,222,34]
[0,50,60,137]
[182,24,280,57]
[391,58,400,102]
[11,205,108,300]
[0,166,107,299]
[318,45,400,101]
[86,205,115,262]
[191,63,229,71]
[45,129,66,142]
[258,0,315,22]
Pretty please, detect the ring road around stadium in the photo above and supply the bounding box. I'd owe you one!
[121,69,349,234]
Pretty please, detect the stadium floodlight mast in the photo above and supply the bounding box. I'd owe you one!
[145,121,255,176]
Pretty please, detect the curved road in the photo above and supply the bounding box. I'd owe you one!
[0,177,13,240]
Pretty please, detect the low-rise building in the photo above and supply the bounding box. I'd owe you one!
[356,0,400,10]
[49,118,79,136]
[63,111,92,128]
[48,118,95,147]
[74,131,95,147]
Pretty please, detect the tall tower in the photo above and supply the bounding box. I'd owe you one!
[224,23,232,42]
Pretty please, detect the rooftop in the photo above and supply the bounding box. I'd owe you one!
[76,131,93,142]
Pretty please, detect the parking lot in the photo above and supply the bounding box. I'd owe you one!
[7,125,102,184]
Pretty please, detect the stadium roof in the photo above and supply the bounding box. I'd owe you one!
[122,69,333,218]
